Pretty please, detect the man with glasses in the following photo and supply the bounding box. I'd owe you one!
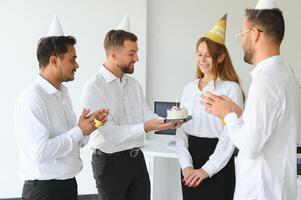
[15,17,109,200]
[201,0,301,199]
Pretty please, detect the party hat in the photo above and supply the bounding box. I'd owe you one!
[205,14,227,45]
[47,15,64,36]
[117,14,130,32]
[255,0,278,9]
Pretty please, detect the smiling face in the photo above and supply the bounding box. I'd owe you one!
[197,41,213,76]
[115,40,139,74]
[57,45,79,82]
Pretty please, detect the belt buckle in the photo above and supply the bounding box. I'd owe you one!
[129,149,139,158]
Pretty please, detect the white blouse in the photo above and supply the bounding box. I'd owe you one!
[176,78,243,177]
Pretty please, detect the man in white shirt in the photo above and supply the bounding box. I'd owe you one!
[15,36,109,200]
[81,29,180,200]
[201,4,301,200]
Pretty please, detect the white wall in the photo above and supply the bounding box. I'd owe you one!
[0,0,146,197]
[0,0,300,198]
[146,0,301,141]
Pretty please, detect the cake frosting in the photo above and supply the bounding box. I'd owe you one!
[167,106,188,119]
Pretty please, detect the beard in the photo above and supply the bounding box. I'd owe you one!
[121,66,134,74]
[117,63,134,74]
[243,49,253,64]
[59,66,75,83]
[243,44,255,65]
[242,37,255,65]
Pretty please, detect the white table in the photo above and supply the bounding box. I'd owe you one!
[142,140,301,200]
[141,140,182,200]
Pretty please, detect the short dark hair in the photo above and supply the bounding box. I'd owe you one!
[37,36,76,68]
[245,8,285,44]
[103,30,137,56]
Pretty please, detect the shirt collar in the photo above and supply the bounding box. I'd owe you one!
[194,77,221,93]
[250,55,283,79]
[99,65,129,84]
[194,77,221,86]
[35,75,67,95]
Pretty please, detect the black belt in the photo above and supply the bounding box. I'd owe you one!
[25,177,75,186]
[93,148,140,158]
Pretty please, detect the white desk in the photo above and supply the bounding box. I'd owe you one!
[142,140,178,158]
[142,140,301,200]
[141,140,182,200]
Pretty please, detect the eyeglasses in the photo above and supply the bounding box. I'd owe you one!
[234,28,263,41]
[234,28,252,41]
[235,10,264,42]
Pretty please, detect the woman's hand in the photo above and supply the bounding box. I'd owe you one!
[184,168,209,188]
[182,166,194,184]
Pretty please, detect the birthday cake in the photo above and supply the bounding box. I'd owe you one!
[166,106,188,120]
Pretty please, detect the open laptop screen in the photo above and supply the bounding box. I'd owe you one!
[154,101,177,135]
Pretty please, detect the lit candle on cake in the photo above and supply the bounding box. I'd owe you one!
[166,99,188,120]
[175,98,179,108]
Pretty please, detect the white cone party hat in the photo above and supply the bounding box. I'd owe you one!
[117,14,130,32]
[47,15,64,36]
[255,0,278,9]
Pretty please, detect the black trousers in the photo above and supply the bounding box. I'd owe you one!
[21,177,78,200]
[92,148,150,200]
[181,135,235,200]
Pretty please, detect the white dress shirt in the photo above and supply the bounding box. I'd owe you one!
[80,66,159,153]
[176,79,243,177]
[224,56,301,200]
[14,75,85,181]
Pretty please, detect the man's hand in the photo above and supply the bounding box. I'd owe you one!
[184,168,209,188]
[221,95,243,118]
[78,108,109,136]
[144,119,181,133]
[90,108,110,128]
[200,92,242,119]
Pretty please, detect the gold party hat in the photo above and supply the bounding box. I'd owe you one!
[205,14,227,45]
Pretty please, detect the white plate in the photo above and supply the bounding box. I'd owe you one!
[164,115,192,123]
